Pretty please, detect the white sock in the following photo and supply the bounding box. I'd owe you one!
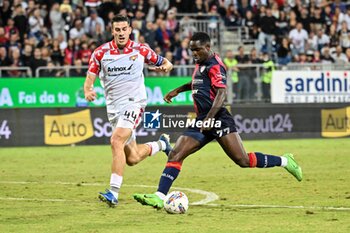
[146,141,165,156]
[280,156,288,167]
[155,191,166,200]
[110,173,123,198]
[159,140,166,150]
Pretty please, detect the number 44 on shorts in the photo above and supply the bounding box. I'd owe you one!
[0,120,12,139]
[124,110,137,122]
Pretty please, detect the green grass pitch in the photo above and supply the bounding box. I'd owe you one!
[0,138,349,233]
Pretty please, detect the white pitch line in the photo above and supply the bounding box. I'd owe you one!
[126,184,219,205]
[1,181,350,211]
[0,197,78,202]
[203,203,350,211]
[0,181,218,205]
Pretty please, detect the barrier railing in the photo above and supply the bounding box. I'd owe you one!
[285,62,350,71]
[35,65,89,78]
[26,63,349,78]
[1,63,349,104]
[0,67,32,78]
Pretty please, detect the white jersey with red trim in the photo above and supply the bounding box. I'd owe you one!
[88,39,163,111]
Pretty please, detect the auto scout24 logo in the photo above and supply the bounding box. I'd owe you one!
[321,106,350,138]
[44,109,94,145]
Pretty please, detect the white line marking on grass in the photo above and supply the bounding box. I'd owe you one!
[1,181,350,211]
[203,203,350,211]
[0,181,218,205]
[126,184,219,205]
[0,197,78,202]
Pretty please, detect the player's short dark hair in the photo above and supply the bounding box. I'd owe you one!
[191,32,211,45]
[112,15,131,25]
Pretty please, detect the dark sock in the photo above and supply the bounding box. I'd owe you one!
[157,161,182,195]
[248,152,281,168]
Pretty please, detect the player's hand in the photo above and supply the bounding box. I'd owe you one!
[149,64,173,73]
[149,58,173,73]
[200,117,215,132]
[85,90,97,102]
[164,90,178,103]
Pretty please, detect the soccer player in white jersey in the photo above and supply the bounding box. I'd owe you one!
[84,15,173,207]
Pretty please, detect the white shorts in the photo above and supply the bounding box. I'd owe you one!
[107,102,146,144]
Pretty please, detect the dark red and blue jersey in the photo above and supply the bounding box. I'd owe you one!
[191,54,227,117]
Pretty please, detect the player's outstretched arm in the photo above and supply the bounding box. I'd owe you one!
[164,81,192,103]
[84,73,97,102]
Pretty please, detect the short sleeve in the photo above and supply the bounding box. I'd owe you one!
[139,45,164,66]
[87,49,102,76]
[208,64,227,88]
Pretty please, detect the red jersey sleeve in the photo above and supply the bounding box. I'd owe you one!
[139,44,164,66]
[88,48,104,75]
[208,64,227,88]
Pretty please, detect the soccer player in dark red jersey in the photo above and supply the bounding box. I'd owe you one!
[133,32,302,209]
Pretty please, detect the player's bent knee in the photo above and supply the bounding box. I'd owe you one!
[110,134,127,148]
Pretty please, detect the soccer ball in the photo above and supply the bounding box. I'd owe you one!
[163,191,189,214]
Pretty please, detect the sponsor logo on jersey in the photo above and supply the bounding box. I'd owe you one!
[192,79,203,84]
[107,64,133,73]
[108,66,126,72]
[129,54,138,61]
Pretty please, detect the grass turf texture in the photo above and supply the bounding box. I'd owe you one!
[0,138,349,233]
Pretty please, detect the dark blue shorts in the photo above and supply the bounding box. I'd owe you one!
[183,108,237,148]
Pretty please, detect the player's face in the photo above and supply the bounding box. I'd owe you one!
[112,21,132,48]
[189,40,210,64]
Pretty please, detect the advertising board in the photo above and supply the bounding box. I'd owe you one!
[272,71,350,104]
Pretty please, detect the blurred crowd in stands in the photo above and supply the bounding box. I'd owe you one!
[0,0,350,78]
